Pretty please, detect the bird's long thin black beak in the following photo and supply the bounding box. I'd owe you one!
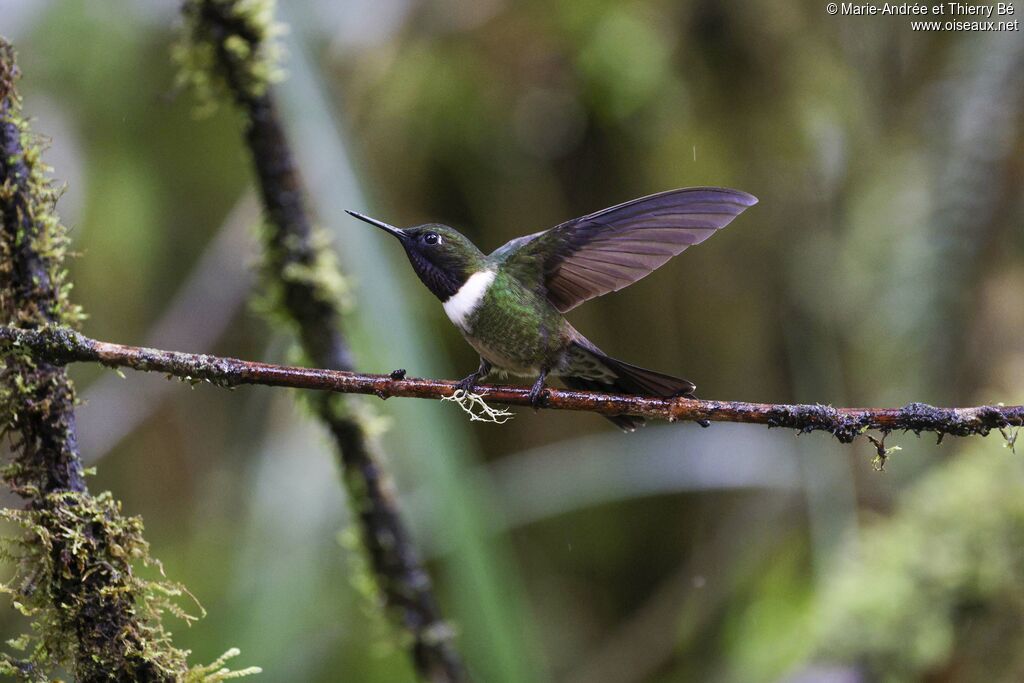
[345,210,406,240]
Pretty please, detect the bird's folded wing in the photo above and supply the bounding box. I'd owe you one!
[495,187,758,312]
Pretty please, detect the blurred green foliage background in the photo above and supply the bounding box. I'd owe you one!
[1,0,1022,681]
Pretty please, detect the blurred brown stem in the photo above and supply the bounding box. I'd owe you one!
[7,326,1022,446]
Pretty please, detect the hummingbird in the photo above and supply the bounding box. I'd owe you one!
[347,187,757,430]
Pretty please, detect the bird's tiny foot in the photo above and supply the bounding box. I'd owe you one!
[527,381,548,408]
[456,360,493,395]
[527,370,550,408]
[456,374,480,395]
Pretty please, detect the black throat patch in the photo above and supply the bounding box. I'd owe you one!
[404,247,464,301]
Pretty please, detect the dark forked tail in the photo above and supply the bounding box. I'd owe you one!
[563,343,695,431]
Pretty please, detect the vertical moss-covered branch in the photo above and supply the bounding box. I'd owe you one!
[0,38,178,681]
[0,39,258,682]
[0,47,84,496]
[176,3,468,681]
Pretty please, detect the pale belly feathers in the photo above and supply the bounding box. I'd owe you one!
[440,269,570,377]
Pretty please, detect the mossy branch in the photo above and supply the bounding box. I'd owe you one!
[5,325,1021,450]
[177,2,468,681]
[0,39,256,682]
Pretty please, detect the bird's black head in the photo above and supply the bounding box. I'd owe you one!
[346,211,487,301]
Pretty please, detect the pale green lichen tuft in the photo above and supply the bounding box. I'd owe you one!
[0,104,84,330]
[249,219,384,432]
[0,484,264,681]
[250,222,355,332]
[280,228,355,313]
[0,492,194,678]
[186,648,263,681]
[0,489,260,680]
[337,527,408,658]
[1000,425,1019,454]
[442,389,515,424]
[327,392,391,439]
[173,0,285,115]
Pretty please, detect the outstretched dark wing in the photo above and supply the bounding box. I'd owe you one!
[494,187,757,312]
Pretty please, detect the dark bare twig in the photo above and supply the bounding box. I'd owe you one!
[181,2,467,680]
[5,326,1022,446]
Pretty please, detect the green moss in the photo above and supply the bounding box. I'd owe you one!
[337,527,409,659]
[249,220,379,432]
[280,243,354,313]
[2,41,87,494]
[251,220,355,323]
[327,392,391,438]
[812,446,1024,681]
[186,648,263,681]
[0,119,84,331]
[0,40,260,680]
[0,492,189,676]
[173,0,284,114]
[0,491,261,680]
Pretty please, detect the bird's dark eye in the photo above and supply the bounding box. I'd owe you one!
[423,232,442,245]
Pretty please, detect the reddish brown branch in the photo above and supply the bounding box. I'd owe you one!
[6,326,1022,445]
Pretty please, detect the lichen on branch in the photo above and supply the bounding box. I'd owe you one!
[0,493,201,680]
[3,326,1022,457]
[175,2,469,681]
[174,0,284,114]
[0,38,257,681]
